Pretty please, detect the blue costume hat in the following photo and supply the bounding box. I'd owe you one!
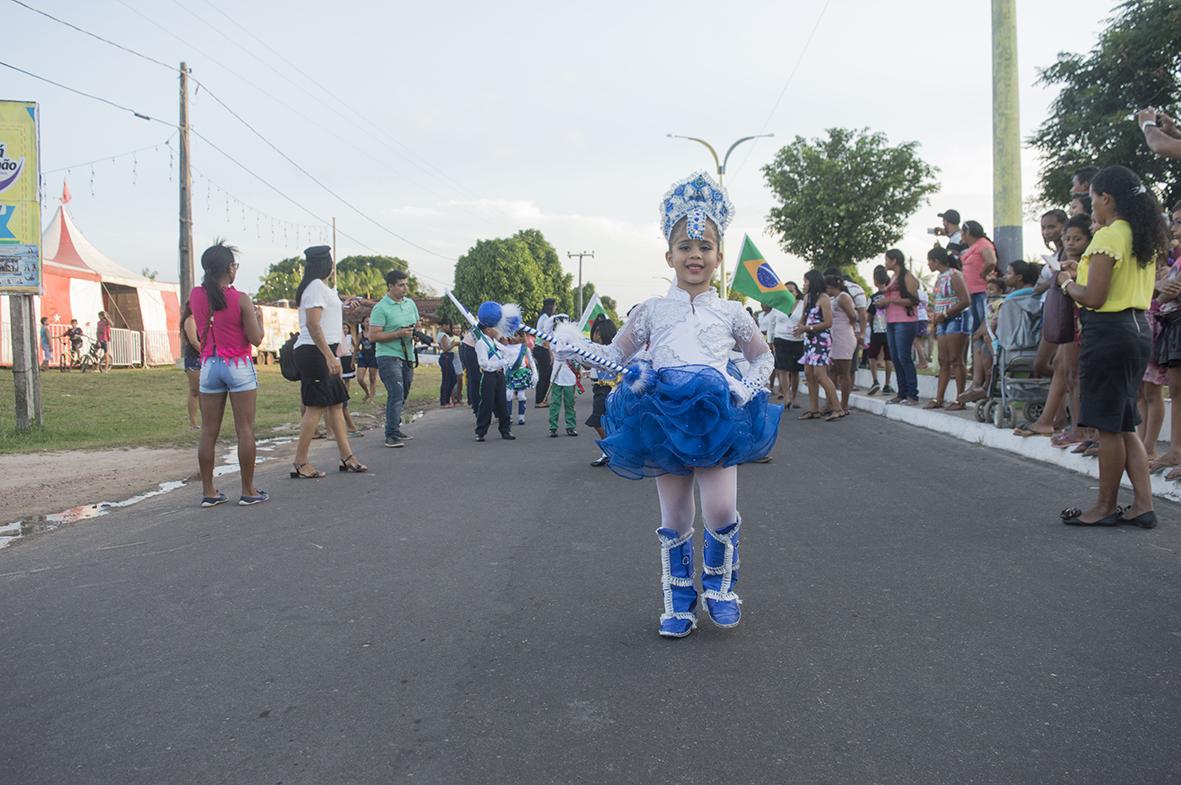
[659,171,735,242]
[476,301,502,329]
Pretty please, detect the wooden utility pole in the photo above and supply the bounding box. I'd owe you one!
[178,62,195,302]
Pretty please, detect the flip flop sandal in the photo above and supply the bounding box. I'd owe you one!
[922,400,943,410]
[1165,467,1181,482]
[798,411,822,420]
[945,402,966,411]
[1071,440,1097,455]
[1148,458,1180,474]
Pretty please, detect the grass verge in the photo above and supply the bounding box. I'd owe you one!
[0,362,444,454]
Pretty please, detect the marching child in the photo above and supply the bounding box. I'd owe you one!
[473,303,516,442]
[585,317,620,467]
[553,171,778,638]
[548,314,581,437]
[505,334,536,425]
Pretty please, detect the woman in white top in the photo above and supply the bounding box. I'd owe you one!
[291,246,366,478]
[772,281,805,409]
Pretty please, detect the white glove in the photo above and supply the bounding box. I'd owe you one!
[552,341,581,362]
[727,375,752,407]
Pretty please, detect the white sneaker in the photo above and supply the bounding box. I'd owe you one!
[517,417,526,425]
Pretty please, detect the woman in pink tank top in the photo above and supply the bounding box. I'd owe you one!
[189,240,267,508]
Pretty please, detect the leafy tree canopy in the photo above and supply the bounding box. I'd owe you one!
[762,127,938,271]
[1028,0,1181,207]
[453,237,545,323]
[255,254,425,302]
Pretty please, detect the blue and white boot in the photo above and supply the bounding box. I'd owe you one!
[702,517,741,628]
[656,527,698,638]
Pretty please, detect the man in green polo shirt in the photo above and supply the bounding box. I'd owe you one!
[369,269,419,448]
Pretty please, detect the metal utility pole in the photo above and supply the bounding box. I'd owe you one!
[178,62,194,301]
[331,216,337,286]
[667,133,773,297]
[568,250,595,317]
[992,0,1023,271]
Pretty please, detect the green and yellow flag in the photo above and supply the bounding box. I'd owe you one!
[577,293,609,337]
[729,235,796,315]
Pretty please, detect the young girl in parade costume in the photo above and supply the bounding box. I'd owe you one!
[505,334,537,425]
[552,172,779,638]
[473,301,517,442]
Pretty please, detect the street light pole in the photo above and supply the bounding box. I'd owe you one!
[568,250,595,318]
[667,133,773,297]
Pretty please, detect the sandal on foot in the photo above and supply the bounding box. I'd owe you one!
[945,401,966,411]
[922,400,943,410]
[1165,467,1181,482]
[339,455,368,473]
[1148,458,1180,474]
[290,463,325,479]
[798,411,822,420]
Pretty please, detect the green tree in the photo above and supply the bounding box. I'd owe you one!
[453,237,545,322]
[762,128,938,272]
[514,229,574,319]
[255,254,425,301]
[1028,0,1181,207]
[255,256,302,301]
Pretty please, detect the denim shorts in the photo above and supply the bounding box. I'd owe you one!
[936,313,968,336]
[199,356,258,394]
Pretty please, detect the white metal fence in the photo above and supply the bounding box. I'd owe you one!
[5,322,165,369]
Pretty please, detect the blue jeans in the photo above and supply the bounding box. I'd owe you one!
[886,321,918,400]
[968,292,987,335]
[377,356,414,438]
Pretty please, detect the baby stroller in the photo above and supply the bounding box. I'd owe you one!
[974,292,1050,428]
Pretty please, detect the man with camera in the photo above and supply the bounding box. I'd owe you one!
[369,269,419,448]
[930,209,966,260]
[1137,107,1181,159]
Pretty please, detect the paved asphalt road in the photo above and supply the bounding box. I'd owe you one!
[2,406,1180,785]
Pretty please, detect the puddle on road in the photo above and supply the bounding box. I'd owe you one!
[0,436,295,550]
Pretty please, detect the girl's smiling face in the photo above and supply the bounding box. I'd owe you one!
[1041,215,1064,249]
[666,218,721,294]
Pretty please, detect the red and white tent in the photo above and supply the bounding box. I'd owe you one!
[0,204,181,366]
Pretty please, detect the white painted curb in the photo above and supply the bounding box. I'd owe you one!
[800,370,1181,504]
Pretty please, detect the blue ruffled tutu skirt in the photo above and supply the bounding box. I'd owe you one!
[599,365,782,480]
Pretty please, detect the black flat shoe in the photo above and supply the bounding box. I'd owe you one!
[566,429,579,437]
[501,433,516,440]
[1061,507,1121,526]
[475,435,486,442]
[1119,510,1158,529]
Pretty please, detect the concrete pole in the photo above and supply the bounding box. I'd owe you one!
[992,0,1023,271]
[178,62,195,301]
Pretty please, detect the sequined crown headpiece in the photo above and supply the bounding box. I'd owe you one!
[659,171,735,242]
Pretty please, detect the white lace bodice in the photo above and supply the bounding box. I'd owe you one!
[592,285,774,402]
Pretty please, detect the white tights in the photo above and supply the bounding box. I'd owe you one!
[655,465,738,534]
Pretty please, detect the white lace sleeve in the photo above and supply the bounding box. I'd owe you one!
[734,306,774,398]
[553,300,651,367]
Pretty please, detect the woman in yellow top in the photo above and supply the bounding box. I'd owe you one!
[1056,165,1170,528]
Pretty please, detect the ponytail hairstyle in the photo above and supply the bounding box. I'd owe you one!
[884,248,915,312]
[296,245,334,306]
[823,273,847,294]
[961,220,989,244]
[1090,165,1169,267]
[927,245,954,270]
[803,269,826,312]
[200,239,238,312]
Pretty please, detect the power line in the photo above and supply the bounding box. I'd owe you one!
[732,0,832,175]
[0,60,173,127]
[7,0,174,72]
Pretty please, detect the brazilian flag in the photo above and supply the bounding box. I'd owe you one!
[729,235,796,315]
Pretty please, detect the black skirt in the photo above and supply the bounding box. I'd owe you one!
[1078,309,1150,433]
[294,343,350,408]
[773,338,804,372]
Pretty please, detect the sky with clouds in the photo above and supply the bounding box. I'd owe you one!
[7,0,1124,311]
